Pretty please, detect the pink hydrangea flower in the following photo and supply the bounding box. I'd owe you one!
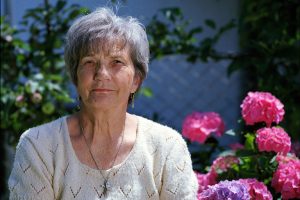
[272,159,300,199]
[256,127,291,155]
[211,155,239,173]
[239,178,273,200]
[182,112,225,143]
[195,171,217,196]
[240,91,284,127]
[276,153,299,164]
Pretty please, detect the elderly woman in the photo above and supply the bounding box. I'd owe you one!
[8,7,198,199]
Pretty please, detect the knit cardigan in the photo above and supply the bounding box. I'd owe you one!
[8,115,198,199]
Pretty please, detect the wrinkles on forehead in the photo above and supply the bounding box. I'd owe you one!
[81,36,129,59]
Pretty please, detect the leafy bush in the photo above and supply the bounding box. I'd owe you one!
[185,92,300,199]
[230,0,300,141]
[1,1,89,145]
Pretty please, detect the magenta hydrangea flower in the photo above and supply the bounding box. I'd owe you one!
[239,178,272,200]
[195,171,217,195]
[240,91,284,127]
[272,159,300,199]
[182,112,225,143]
[276,153,299,164]
[198,180,250,200]
[211,155,239,173]
[256,127,291,155]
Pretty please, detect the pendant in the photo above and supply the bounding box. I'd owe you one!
[101,179,111,196]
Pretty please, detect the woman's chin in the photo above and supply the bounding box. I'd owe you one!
[82,96,127,111]
[84,98,114,110]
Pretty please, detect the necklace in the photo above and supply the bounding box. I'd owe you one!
[79,118,125,196]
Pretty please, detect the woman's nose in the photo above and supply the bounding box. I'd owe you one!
[94,64,110,80]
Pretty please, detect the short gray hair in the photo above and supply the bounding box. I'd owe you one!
[64,7,149,86]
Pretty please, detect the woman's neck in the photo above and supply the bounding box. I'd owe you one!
[77,107,127,144]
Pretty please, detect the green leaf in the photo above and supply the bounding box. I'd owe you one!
[33,73,44,80]
[68,8,87,20]
[48,74,63,81]
[78,7,89,15]
[244,133,256,150]
[190,27,203,35]
[161,7,182,22]
[139,87,153,97]
[204,19,216,29]
[46,82,61,91]
[55,0,67,11]
[218,150,236,157]
[25,80,39,93]
[218,19,236,35]
[269,155,277,164]
[224,129,236,136]
[227,59,244,76]
[236,149,257,157]
[42,102,55,115]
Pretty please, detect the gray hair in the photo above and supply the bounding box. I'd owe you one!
[64,7,149,86]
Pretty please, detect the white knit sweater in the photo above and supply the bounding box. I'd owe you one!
[8,115,198,200]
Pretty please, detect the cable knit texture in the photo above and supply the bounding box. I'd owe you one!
[8,115,198,200]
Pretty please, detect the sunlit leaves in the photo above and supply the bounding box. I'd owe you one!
[0,1,83,145]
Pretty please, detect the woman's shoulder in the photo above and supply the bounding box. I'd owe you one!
[136,115,187,150]
[18,116,66,148]
[137,115,178,134]
[9,117,68,198]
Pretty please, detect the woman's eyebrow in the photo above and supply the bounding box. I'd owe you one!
[108,54,127,60]
[83,54,95,58]
[110,55,122,59]
[80,56,97,62]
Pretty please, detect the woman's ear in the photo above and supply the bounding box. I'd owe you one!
[131,74,141,93]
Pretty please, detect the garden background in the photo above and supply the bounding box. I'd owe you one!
[1,0,299,199]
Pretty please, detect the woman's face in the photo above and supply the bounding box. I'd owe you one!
[76,43,140,111]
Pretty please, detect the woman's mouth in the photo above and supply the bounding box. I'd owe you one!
[92,88,114,93]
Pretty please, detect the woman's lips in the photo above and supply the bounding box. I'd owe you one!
[92,88,114,93]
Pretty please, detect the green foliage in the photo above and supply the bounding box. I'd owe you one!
[226,149,278,180]
[216,132,280,197]
[146,7,235,62]
[190,137,225,172]
[229,0,300,140]
[0,0,89,145]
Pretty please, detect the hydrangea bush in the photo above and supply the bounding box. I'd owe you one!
[183,91,300,199]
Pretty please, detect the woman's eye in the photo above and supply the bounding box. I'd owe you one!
[85,61,94,64]
[82,60,96,68]
[79,59,96,71]
[114,60,123,64]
